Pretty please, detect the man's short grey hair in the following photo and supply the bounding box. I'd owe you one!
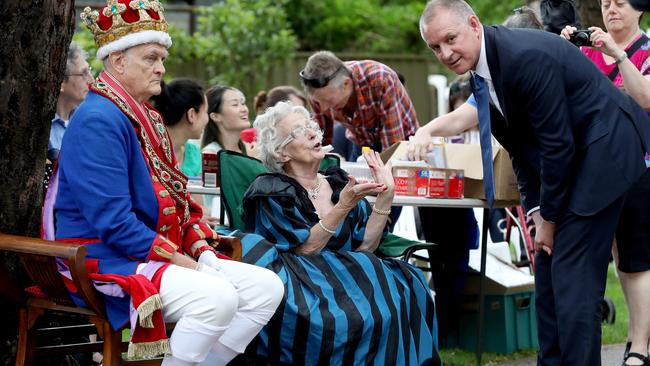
[301,51,351,95]
[64,42,88,82]
[419,0,476,33]
[253,101,314,173]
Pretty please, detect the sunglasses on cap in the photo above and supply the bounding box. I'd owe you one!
[299,66,344,89]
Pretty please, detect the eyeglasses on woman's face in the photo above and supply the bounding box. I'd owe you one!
[277,120,322,151]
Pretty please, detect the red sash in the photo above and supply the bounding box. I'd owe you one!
[90,71,191,224]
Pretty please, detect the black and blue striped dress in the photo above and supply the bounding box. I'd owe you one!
[240,167,440,365]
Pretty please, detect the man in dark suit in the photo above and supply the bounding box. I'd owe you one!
[419,0,650,364]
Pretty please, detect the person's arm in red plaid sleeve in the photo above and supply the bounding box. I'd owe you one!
[373,71,419,150]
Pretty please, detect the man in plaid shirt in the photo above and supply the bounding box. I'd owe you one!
[300,51,419,152]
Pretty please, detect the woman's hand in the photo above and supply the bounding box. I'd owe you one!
[338,176,387,210]
[560,25,577,41]
[363,150,395,194]
[588,26,623,59]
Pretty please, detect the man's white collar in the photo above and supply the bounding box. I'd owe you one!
[475,29,491,82]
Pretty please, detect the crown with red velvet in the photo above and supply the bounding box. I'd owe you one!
[81,0,171,60]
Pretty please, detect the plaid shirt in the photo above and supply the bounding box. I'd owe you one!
[311,60,419,151]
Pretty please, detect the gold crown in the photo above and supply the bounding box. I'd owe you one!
[81,0,168,50]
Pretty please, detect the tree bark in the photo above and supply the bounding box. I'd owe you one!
[576,0,605,29]
[0,0,75,363]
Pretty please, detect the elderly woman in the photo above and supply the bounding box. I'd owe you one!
[240,101,440,365]
[562,2,650,365]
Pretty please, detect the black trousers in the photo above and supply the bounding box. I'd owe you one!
[535,196,625,366]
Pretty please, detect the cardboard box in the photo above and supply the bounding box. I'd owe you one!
[444,144,520,202]
[380,141,520,203]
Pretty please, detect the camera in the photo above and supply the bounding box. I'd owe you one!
[569,29,593,47]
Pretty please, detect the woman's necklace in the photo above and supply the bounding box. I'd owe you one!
[306,176,323,200]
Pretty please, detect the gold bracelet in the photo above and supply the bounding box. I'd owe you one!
[372,206,391,216]
[318,220,336,235]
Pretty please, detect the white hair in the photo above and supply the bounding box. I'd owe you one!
[63,42,88,82]
[253,101,316,173]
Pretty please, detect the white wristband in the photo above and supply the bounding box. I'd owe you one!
[318,220,336,235]
[615,52,628,65]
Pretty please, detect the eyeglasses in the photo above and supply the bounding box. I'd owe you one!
[66,66,94,79]
[278,121,322,150]
[299,66,343,89]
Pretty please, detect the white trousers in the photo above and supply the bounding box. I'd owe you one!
[150,258,284,365]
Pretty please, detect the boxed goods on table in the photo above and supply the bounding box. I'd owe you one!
[380,141,520,203]
[391,161,464,198]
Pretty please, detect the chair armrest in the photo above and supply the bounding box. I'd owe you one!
[0,233,107,317]
[0,233,82,257]
[211,236,242,261]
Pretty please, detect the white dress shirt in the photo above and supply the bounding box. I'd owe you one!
[474,31,503,115]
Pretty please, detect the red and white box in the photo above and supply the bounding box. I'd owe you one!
[391,161,464,199]
[202,152,219,188]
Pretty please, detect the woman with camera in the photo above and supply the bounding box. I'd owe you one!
[562,2,650,365]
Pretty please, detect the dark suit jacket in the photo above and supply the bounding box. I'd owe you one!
[482,25,650,222]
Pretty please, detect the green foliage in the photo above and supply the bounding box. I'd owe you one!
[283,0,530,54]
[72,26,103,76]
[190,0,297,99]
[470,0,527,27]
[284,0,426,53]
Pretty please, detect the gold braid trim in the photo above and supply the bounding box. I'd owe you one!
[91,81,190,224]
[153,245,174,260]
[127,339,170,360]
[137,294,163,328]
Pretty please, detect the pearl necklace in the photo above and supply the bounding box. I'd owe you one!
[306,176,323,200]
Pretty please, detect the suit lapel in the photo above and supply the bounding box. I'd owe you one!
[483,26,509,124]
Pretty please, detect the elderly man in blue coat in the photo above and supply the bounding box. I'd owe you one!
[45,0,283,364]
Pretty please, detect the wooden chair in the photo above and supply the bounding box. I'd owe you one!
[0,232,241,366]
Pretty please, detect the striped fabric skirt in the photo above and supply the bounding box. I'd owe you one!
[238,232,441,366]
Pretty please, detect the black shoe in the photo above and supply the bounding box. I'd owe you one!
[622,352,650,366]
[625,342,633,360]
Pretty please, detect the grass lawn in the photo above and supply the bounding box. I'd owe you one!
[438,263,627,365]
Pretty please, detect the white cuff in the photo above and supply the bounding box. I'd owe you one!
[198,250,220,269]
[526,206,540,217]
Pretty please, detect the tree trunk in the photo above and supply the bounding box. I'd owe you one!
[576,0,605,29]
[0,0,75,363]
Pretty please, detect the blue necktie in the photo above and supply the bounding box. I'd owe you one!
[472,74,495,207]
